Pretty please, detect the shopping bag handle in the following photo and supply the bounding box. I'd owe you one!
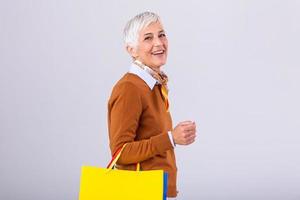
[106,143,140,171]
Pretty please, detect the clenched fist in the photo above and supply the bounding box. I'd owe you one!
[171,121,197,145]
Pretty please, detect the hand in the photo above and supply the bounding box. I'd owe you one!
[171,121,197,145]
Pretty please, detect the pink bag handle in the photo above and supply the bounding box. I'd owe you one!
[106,144,140,171]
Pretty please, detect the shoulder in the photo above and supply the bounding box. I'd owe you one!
[112,73,149,95]
[108,73,144,102]
[108,73,146,109]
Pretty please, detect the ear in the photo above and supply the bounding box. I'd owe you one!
[126,45,138,59]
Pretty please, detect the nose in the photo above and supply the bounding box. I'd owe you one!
[153,36,163,46]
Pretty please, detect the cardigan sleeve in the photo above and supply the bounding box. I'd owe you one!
[108,81,173,165]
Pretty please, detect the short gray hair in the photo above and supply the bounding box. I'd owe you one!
[123,11,161,48]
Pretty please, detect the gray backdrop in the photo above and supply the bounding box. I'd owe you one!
[1,0,299,199]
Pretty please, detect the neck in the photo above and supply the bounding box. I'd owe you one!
[133,59,168,86]
[151,66,161,73]
[134,60,161,73]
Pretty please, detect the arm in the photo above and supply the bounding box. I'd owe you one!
[108,82,173,165]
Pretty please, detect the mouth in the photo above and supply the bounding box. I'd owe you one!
[151,50,165,56]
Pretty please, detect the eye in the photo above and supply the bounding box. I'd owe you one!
[144,36,152,41]
[159,33,166,38]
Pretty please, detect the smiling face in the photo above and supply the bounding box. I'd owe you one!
[127,21,168,71]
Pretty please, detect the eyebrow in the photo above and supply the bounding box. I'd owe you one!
[143,30,165,36]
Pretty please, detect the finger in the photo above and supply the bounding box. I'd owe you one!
[179,121,193,126]
[189,134,197,142]
[183,124,196,132]
[186,130,196,137]
[183,127,195,133]
[185,137,196,145]
[187,133,196,141]
[183,131,196,139]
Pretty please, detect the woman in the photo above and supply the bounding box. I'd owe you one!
[107,11,197,199]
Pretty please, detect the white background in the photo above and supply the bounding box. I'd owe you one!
[1,0,299,199]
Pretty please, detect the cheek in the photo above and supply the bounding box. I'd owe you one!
[164,40,168,48]
[145,44,153,52]
[139,44,152,55]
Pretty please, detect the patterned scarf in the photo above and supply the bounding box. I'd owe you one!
[134,60,169,111]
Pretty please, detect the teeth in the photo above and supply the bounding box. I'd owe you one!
[152,50,164,55]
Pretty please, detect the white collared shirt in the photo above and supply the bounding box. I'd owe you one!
[129,63,175,147]
[129,63,157,90]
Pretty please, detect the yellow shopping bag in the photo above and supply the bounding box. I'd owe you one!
[79,144,168,200]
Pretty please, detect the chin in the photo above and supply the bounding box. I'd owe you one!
[153,59,167,68]
[150,62,165,69]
